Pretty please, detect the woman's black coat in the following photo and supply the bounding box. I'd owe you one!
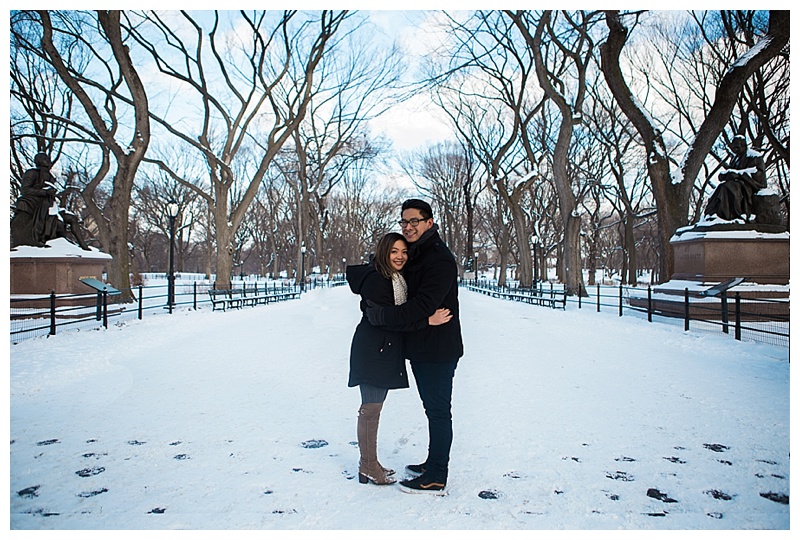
[346,264,424,389]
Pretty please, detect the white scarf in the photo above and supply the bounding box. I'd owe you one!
[391,272,407,305]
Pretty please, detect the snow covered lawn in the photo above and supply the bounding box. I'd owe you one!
[8,286,790,530]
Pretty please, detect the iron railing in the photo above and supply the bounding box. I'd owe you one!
[9,278,337,344]
[461,279,788,348]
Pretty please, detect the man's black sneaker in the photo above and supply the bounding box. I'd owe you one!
[405,463,426,475]
[398,474,446,494]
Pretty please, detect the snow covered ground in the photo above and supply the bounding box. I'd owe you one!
[7,285,790,531]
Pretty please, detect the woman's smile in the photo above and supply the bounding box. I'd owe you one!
[389,240,408,271]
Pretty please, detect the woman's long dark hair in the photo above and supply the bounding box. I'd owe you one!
[373,232,408,279]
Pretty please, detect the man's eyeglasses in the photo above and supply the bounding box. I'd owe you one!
[398,218,428,228]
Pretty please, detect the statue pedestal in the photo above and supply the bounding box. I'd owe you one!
[670,224,789,285]
[629,224,789,321]
[10,238,112,299]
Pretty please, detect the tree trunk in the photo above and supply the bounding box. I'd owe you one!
[104,194,131,296]
[213,183,234,290]
[507,201,532,288]
[587,227,598,286]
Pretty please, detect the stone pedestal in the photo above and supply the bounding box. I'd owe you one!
[670,225,789,285]
[628,224,789,321]
[10,238,112,296]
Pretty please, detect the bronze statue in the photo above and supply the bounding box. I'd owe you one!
[703,135,767,222]
[10,153,90,250]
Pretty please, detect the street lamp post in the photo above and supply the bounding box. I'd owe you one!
[166,200,180,313]
[300,243,306,292]
[532,235,539,291]
[342,257,346,279]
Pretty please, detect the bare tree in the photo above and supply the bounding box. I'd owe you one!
[128,10,348,289]
[398,141,483,273]
[132,162,202,276]
[9,13,75,198]
[599,9,789,281]
[12,10,153,299]
[428,11,547,287]
[585,77,652,285]
[507,10,600,295]
[281,24,402,279]
[327,166,404,264]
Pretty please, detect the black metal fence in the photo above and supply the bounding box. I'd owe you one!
[461,279,789,348]
[10,278,346,344]
[12,276,785,348]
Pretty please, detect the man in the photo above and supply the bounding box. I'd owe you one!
[704,135,767,222]
[366,199,463,493]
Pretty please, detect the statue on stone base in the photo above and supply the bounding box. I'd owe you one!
[703,135,768,223]
[10,153,91,250]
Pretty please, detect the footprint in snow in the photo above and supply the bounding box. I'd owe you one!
[76,466,105,477]
[760,492,789,505]
[18,485,40,498]
[77,488,108,498]
[703,443,729,453]
[705,489,733,501]
[647,488,678,503]
[301,439,328,449]
[606,471,634,482]
[24,508,59,517]
[36,439,60,446]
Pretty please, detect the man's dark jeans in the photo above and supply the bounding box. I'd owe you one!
[410,359,458,483]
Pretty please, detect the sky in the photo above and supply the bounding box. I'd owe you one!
[7,283,791,533]
[363,10,458,153]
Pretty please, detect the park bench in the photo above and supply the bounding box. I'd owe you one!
[465,282,567,310]
[504,287,567,310]
[208,289,244,311]
[208,285,301,311]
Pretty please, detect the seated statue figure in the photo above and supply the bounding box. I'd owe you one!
[10,153,90,250]
[703,135,767,222]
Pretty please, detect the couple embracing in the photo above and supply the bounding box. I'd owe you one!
[345,199,464,494]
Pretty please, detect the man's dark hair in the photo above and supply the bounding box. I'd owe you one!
[401,198,433,220]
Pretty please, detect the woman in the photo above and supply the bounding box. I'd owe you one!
[346,232,451,485]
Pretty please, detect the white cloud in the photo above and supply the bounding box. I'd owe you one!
[370,93,455,153]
